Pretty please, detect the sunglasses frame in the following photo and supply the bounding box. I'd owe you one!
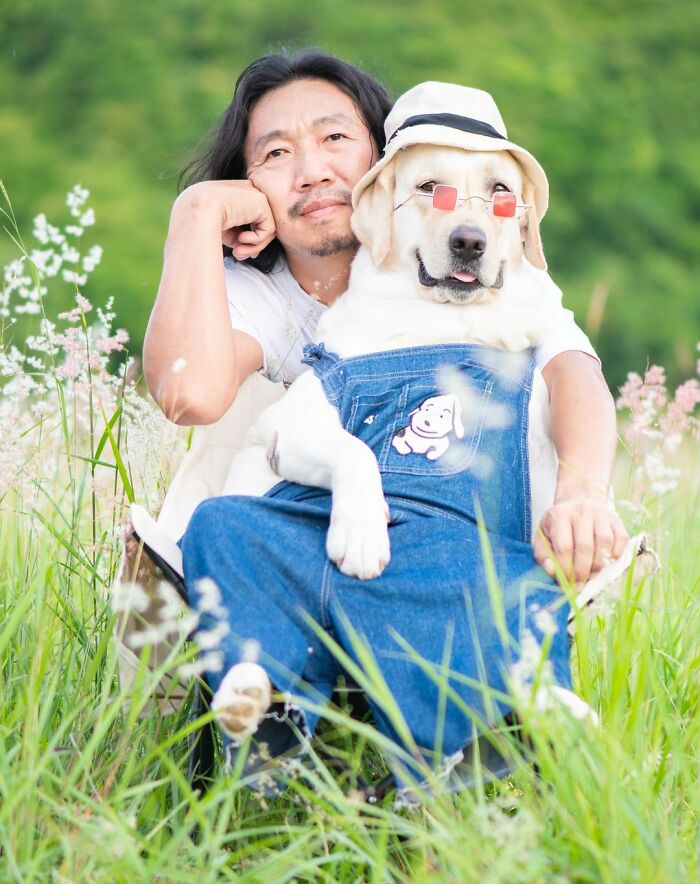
[431,184,528,217]
[392,186,533,216]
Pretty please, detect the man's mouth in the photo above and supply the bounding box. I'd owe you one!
[297,197,350,219]
[417,253,483,293]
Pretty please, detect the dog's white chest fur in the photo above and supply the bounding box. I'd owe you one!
[315,249,558,533]
[317,248,557,358]
[224,248,560,543]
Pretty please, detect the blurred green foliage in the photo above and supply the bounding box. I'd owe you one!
[1,0,698,387]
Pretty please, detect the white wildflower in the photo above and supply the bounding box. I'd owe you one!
[468,451,494,479]
[200,651,224,673]
[178,611,199,637]
[197,620,230,651]
[242,639,261,663]
[14,301,41,315]
[82,244,103,273]
[30,248,62,277]
[178,650,224,679]
[641,451,680,495]
[61,244,80,264]
[194,577,226,618]
[472,348,531,390]
[533,605,557,636]
[66,185,89,216]
[62,269,88,286]
[80,208,95,227]
[33,213,50,244]
[112,581,150,614]
[438,364,514,433]
[155,581,187,628]
[127,622,172,648]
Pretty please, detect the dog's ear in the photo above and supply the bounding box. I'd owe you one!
[451,396,465,439]
[351,163,396,267]
[520,178,547,270]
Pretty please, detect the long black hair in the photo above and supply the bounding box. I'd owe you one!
[180,50,393,272]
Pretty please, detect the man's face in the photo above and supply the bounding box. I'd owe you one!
[244,78,379,260]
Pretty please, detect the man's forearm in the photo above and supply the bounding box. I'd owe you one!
[543,351,617,502]
[143,183,268,425]
[144,197,240,421]
[536,350,628,584]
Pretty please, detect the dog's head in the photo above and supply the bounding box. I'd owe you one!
[352,145,546,304]
[409,393,464,439]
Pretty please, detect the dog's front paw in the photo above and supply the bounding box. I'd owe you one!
[326,497,390,580]
[212,662,272,739]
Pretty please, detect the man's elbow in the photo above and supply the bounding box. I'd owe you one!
[145,371,238,426]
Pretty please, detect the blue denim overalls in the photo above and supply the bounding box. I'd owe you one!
[182,343,571,785]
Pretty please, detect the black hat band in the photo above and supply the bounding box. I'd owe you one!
[385,113,506,153]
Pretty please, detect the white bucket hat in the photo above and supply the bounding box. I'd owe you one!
[353,81,549,222]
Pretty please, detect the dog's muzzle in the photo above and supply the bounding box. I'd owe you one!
[417,251,504,301]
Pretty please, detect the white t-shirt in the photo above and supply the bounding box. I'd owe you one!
[224,256,596,385]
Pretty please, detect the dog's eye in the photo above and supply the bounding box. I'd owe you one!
[418,181,437,194]
[493,183,510,193]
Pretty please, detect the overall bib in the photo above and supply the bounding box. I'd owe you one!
[182,343,571,782]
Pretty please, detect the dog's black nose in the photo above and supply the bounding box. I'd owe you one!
[449,226,486,260]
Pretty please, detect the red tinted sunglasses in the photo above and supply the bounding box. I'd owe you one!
[431,184,529,216]
[394,185,531,217]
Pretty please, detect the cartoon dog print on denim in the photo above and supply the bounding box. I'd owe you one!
[391,393,464,460]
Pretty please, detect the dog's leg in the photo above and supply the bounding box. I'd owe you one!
[222,444,279,496]
[255,371,390,580]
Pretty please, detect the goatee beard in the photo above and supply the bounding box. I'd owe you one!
[305,233,358,258]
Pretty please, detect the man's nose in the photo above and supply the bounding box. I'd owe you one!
[448,226,487,261]
[294,143,334,190]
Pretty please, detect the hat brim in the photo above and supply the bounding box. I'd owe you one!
[353,124,549,221]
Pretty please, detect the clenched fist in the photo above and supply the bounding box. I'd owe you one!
[174,180,276,260]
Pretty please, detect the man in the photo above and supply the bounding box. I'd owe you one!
[143,49,628,586]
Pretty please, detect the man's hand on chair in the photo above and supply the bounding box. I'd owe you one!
[534,482,629,588]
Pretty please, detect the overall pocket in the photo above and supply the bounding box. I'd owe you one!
[348,376,493,478]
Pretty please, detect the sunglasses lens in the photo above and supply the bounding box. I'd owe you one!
[432,185,458,211]
[492,192,517,217]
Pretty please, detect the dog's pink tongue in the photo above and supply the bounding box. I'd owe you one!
[451,271,477,283]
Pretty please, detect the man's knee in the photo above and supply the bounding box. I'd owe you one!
[184,497,227,544]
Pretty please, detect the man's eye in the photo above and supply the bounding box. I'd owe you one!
[326,133,346,142]
[418,181,437,193]
[265,148,286,160]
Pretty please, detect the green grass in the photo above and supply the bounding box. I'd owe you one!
[2,183,698,881]
[0,426,698,882]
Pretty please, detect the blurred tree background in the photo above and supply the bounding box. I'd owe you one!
[1,0,698,388]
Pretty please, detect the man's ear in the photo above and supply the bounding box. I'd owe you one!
[351,163,396,267]
[520,178,547,270]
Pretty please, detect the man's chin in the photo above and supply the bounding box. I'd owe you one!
[303,233,359,258]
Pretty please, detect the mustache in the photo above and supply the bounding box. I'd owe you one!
[288,190,352,219]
